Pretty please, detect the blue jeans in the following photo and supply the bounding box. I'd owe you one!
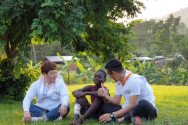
[29,104,70,121]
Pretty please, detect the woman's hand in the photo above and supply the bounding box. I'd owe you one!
[58,105,67,118]
[23,111,31,122]
[72,90,86,98]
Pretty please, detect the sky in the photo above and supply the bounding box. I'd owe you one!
[137,0,188,20]
[118,0,188,22]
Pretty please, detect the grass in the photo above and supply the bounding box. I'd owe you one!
[0,83,188,125]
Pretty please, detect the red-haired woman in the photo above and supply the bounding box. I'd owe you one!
[23,61,70,123]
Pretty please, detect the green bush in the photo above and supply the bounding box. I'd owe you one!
[0,58,31,103]
[129,60,188,85]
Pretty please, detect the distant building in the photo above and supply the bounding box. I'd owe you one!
[133,57,154,63]
[153,56,165,64]
[44,56,78,65]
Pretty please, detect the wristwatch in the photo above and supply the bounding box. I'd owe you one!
[110,113,115,119]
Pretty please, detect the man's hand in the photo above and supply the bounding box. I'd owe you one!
[72,90,86,98]
[23,111,31,123]
[98,83,106,97]
[99,113,112,123]
[78,97,88,108]
[58,105,67,118]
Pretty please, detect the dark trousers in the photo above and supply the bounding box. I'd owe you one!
[102,99,157,123]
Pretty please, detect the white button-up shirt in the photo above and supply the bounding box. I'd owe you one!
[23,78,69,111]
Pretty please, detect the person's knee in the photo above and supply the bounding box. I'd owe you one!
[138,99,152,108]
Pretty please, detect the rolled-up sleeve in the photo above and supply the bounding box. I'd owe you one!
[115,83,122,95]
[23,82,38,111]
[59,83,69,107]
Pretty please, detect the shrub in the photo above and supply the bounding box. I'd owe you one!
[0,58,31,102]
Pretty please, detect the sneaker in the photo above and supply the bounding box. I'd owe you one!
[132,116,146,125]
[105,118,118,124]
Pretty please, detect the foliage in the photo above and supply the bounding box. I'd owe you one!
[178,36,188,60]
[76,60,94,84]
[61,71,82,85]
[129,14,188,58]
[128,60,188,85]
[58,53,76,85]
[0,58,42,102]
[0,0,145,70]
[129,19,156,54]
[1,84,188,124]
[167,56,185,70]
[151,14,181,56]
[0,58,31,102]
[26,41,72,64]
[24,60,42,83]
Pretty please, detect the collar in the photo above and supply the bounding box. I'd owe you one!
[118,70,133,87]
[42,77,55,87]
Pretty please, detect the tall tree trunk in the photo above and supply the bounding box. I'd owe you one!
[85,78,86,84]
[4,39,18,76]
[33,45,37,65]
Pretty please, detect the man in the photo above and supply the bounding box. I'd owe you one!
[98,59,157,124]
[23,61,70,123]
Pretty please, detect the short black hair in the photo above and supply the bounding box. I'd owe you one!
[97,70,107,79]
[105,59,124,74]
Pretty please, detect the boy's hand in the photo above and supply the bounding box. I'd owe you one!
[23,111,31,122]
[98,83,106,97]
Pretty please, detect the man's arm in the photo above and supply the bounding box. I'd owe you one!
[98,83,122,105]
[113,95,139,118]
[99,95,139,123]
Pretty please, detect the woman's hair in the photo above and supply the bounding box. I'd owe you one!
[97,70,107,79]
[105,59,124,74]
[40,61,57,74]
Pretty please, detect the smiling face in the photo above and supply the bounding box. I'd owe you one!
[43,69,58,83]
[93,71,106,85]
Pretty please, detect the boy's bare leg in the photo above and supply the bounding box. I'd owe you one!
[69,98,81,125]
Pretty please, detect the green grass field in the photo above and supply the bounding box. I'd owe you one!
[0,83,188,125]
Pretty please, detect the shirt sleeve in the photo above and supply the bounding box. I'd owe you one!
[114,83,122,95]
[59,82,69,107]
[23,82,38,111]
[130,78,143,96]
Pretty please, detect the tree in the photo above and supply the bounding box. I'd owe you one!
[151,14,181,56]
[0,0,145,77]
[178,35,188,60]
[129,19,156,56]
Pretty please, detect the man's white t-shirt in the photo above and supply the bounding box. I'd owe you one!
[115,70,157,110]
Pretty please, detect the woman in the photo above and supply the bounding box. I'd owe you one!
[23,61,70,123]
